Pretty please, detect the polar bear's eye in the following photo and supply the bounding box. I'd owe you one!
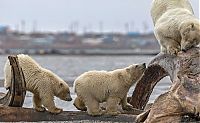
[135,65,138,68]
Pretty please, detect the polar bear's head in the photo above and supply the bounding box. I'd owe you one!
[126,63,146,82]
[56,81,72,101]
[180,22,200,52]
[47,71,72,101]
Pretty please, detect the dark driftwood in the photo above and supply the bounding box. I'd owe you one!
[129,64,167,109]
[129,48,199,109]
[0,56,26,106]
[134,47,200,122]
[0,106,137,122]
[129,53,177,109]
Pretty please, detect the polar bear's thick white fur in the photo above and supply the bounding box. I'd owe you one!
[4,54,72,114]
[73,63,146,116]
[151,0,200,55]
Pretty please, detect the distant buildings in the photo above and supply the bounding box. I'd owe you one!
[0,26,160,55]
[0,25,10,34]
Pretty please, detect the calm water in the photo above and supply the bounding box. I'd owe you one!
[0,55,171,111]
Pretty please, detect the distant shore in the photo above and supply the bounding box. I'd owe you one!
[0,49,159,56]
[0,80,3,87]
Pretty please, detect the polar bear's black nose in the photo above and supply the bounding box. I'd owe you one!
[143,63,146,67]
[181,49,187,52]
[66,97,72,101]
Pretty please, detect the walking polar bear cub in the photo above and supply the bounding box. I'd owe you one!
[151,0,200,55]
[4,54,72,114]
[73,63,146,116]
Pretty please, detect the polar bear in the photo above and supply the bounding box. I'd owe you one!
[151,0,200,55]
[73,63,146,116]
[4,54,72,114]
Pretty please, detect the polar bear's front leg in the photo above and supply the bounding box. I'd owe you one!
[163,38,181,55]
[41,95,63,114]
[158,37,181,55]
[155,26,181,55]
[33,94,45,112]
[121,96,133,111]
[105,97,121,115]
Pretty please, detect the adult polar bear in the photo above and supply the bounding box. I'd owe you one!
[151,0,200,55]
[4,54,72,114]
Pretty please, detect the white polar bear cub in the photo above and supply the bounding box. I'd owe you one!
[73,63,146,116]
[151,0,200,55]
[4,54,72,114]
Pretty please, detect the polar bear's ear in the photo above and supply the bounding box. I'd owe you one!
[189,23,194,30]
[126,68,131,73]
[191,23,194,28]
[118,73,124,80]
[183,23,195,35]
[59,83,63,87]
[187,23,195,31]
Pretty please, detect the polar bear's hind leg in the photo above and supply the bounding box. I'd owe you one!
[33,94,46,112]
[73,96,87,111]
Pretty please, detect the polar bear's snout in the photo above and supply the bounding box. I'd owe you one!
[140,63,146,70]
[59,90,72,101]
[65,94,72,101]
[142,63,146,68]
[181,40,199,52]
[59,92,72,101]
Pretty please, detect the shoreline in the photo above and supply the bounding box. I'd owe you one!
[0,49,159,56]
[0,80,3,87]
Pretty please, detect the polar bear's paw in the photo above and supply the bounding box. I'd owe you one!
[48,107,63,114]
[88,109,105,116]
[167,46,180,55]
[74,103,87,111]
[122,103,134,111]
[35,106,46,112]
[105,111,121,116]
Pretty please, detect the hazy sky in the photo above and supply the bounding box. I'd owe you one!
[0,0,199,33]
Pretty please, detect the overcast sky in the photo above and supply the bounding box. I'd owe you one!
[0,0,199,33]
